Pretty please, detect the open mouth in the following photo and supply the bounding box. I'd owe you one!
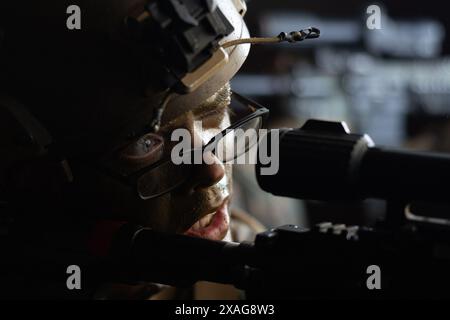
[184,201,229,241]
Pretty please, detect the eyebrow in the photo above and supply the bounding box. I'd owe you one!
[159,84,231,133]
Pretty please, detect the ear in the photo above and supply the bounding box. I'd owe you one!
[0,94,73,199]
[0,93,52,164]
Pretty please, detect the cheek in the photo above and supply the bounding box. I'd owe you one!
[135,194,176,231]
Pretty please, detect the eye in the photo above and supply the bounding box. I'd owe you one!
[120,133,164,165]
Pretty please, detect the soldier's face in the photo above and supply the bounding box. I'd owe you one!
[98,85,234,241]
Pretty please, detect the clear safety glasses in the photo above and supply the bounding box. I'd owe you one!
[99,91,269,200]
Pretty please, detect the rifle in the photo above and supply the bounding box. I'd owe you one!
[106,120,450,298]
[3,120,450,299]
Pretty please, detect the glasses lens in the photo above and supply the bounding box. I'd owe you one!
[212,116,262,163]
[136,161,188,199]
[134,92,266,199]
[229,95,256,121]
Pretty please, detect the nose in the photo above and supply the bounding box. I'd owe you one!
[191,151,225,191]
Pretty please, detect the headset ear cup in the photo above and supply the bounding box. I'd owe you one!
[0,94,73,200]
[7,156,73,196]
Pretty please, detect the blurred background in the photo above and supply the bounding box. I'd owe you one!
[230,0,450,230]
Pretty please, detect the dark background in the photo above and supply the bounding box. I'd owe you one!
[231,0,450,228]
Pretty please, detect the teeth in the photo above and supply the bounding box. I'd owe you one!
[199,213,214,228]
[191,221,201,231]
[190,212,215,231]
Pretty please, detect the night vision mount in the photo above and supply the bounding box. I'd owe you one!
[125,0,320,96]
[125,0,236,94]
[124,0,320,131]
